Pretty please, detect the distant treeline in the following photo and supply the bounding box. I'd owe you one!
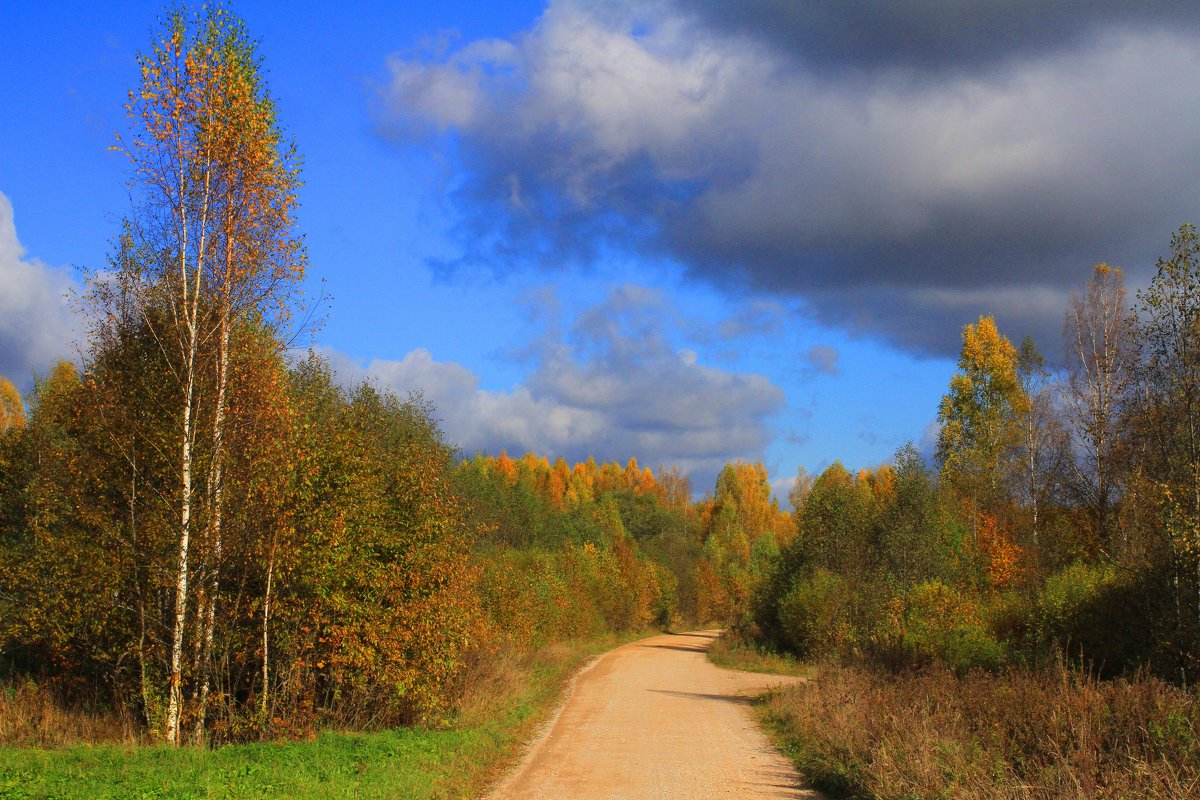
[750,228,1200,682]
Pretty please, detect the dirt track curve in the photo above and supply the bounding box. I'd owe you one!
[486,630,823,800]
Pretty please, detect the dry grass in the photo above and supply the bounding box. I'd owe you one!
[453,638,589,726]
[760,663,1200,800]
[0,631,635,754]
[0,680,139,747]
[707,629,814,677]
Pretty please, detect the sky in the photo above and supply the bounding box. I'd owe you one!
[2,1,1198,499]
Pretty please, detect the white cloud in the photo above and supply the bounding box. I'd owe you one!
[768,472,797,507]
[0,191,79,387]
[324,286,785,486]
[918,418,942,464]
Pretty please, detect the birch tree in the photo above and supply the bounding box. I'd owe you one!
[0,377,24,434]
[112,5,304,745]
[1013,337,1064,559]
[194,11,304,740]
[1064,264,1134,549]
[1135,225,1200,668]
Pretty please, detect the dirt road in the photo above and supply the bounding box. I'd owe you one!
[486,630,822,799]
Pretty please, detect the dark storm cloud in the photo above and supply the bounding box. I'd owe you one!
[380,1,1200,356]
[683,1,1200,74]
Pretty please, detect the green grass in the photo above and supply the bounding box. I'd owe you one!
[705,630,814,678]
[0,728,478,799]
[0,633,642,800]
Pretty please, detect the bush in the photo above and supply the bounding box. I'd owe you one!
[1036,562,1115,642]
[777,569,857,659]
[1035,562,1170,677]
[876,580,1007,673]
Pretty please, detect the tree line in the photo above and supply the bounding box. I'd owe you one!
[750,231,1200,681]
[0,357,789,743]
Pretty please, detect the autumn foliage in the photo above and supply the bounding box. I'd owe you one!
[0,4,702,746]
[457,452,692,641]
[749,249,1200,685]
[0,355,760,742]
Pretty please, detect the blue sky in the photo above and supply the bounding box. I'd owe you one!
[4,1,1198,498]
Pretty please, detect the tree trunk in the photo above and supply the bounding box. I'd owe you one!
[166,334,196,746]
[261,535,277,729]
[166,140,212,746]
[195,313,230,742]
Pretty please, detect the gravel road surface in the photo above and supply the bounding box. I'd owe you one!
[486,630,823,799]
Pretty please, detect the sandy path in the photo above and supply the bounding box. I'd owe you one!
[486,630,823,800]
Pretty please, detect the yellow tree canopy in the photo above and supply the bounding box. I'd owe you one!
[936,315,1028,505]
[0,376,24,433]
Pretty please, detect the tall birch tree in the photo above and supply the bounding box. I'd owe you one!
[111,4,304,745]
[1135,225,1200,667]
[1064,264,1134,549]
[937,315,1027,516]
[1014,336,1063,559]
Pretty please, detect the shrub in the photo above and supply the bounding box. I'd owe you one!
[1035,562,1169,676]
[1036,562,1115,642]
[777,569,857,659]
[876,580,1007,673]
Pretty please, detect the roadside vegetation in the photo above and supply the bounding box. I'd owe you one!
[731,233,1200,797]
[706,629,810,678]
[0,635,632,799]
[760,663,1200,800]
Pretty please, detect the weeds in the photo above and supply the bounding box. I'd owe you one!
[760,662,1200,799]
[707,629,813,678]
[0,681,138,748]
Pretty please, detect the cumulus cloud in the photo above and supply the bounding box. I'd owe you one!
[768,472,797,507]
[326,286,784,487]
[380,1,1200,356]
[0,192,79,388]
[918,418,942,464]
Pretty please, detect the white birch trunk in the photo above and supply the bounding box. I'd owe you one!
[166,121,213,745]
[261,535,277,727]
[195,312,230,741]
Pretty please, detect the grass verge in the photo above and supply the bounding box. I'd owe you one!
[756,662,1200,800]
[0,633,641,799]
[706,629,813,678]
